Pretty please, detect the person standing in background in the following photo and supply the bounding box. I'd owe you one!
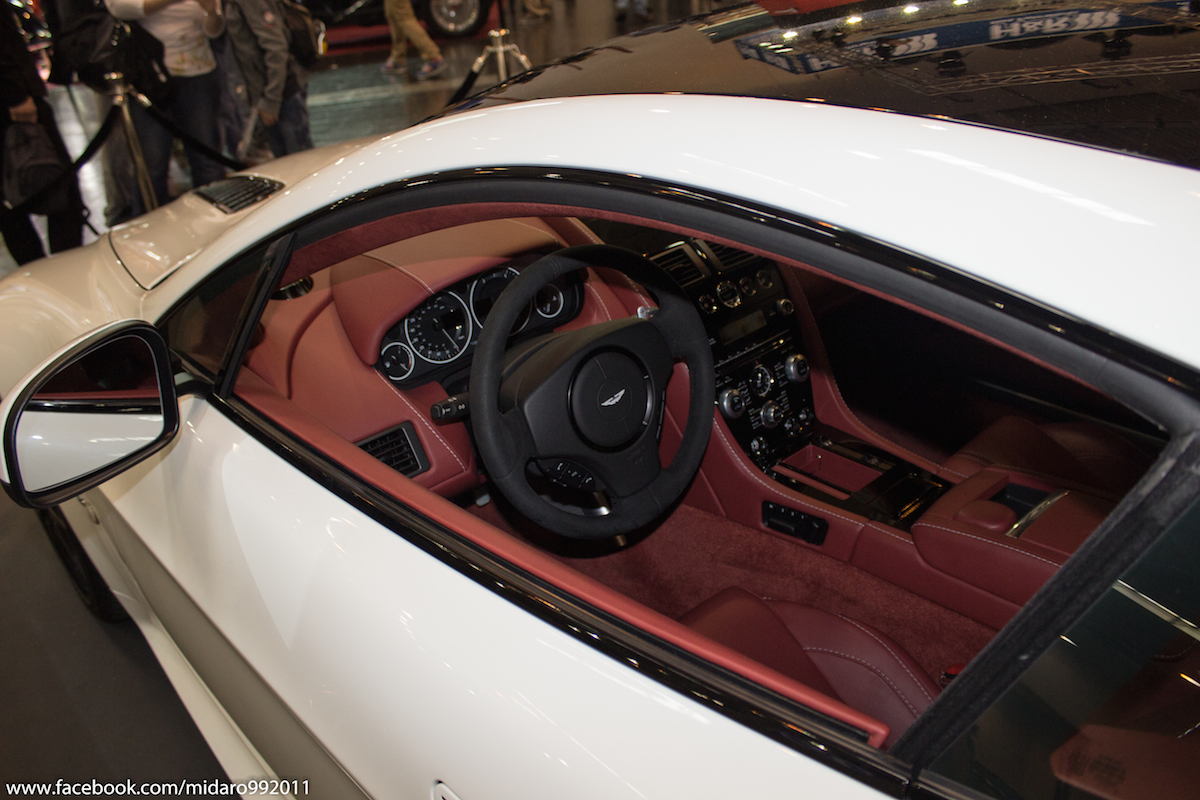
[0,4,84,263]
[105,0,227,210]
[380,0,446,81]
[224,0,313,157]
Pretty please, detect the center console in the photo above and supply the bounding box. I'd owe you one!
[652,239,948,533]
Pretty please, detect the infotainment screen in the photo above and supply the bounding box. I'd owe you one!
[718,310,767,345]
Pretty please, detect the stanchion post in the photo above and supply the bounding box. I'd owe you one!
[105,72,157,213]
[447,0,533,106]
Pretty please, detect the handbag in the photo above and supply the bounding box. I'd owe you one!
[3,122,72,215]
[55,7,174,105]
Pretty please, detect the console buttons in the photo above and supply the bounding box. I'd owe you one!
[785,354,810,383]
[776,298,794,316]
[761,400,782,428]
[699,294,719,314]
[763,501,829,545]
[756,269,774,289]
[752,365,774,397]
[750,436,769,457]
[718,388,746,419]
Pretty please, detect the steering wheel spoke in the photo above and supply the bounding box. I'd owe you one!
[493,406,537,479]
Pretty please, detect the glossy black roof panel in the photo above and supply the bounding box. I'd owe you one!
[454,0,1200,168]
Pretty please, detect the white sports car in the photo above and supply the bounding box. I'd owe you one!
[4,2,1200,798]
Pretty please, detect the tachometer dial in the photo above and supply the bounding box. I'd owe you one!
[470,267,530,332]
[405,292,473,364]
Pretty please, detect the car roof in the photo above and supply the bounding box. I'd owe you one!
[454,0,1200,169]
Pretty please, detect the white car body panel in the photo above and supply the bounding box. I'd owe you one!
[0,242,145,395]
[93,396,888,799]
[139,95,1200,371]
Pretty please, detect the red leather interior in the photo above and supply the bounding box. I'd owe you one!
[681,587,936,747]
[910,468,1112,607]
[245,217,617,496]
[780,445,882,493]
[941,415,1154,499]
[245,271,333,397]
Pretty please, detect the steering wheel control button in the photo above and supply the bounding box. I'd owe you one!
[540,458,597,491]
[571,352,650,450]
[718,388,745,419]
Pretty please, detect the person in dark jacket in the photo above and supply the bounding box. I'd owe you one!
[224,0,312,157]
[0,5,83,264]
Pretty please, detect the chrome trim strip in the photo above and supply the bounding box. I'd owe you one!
[1114,579,1200,644]
[1005,490,1068,539]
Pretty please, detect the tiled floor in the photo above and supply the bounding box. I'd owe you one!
[0,0,714,784]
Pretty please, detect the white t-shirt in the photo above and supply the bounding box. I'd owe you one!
[106,0,221,77]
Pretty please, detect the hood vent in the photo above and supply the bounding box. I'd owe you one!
[195,176,283,213]
[358,422,430,477]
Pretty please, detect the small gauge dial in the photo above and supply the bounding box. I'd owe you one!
[405,292,473,364]
[380,342,415,381]
[535,284,565,318]
[470,267,530,332]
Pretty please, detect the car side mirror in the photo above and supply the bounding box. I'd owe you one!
[0,321,179,508]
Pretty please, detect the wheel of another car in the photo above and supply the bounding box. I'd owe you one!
[37,505,129,623]
[421,0,490,38]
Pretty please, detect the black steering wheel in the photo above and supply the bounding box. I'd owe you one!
[470,245,715,539]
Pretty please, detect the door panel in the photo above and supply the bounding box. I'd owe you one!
[96,396,892,798]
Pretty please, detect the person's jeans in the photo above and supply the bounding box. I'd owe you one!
[264,90,314,158]
[130,70,226,213]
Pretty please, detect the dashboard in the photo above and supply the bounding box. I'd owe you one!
[375,259,585,390]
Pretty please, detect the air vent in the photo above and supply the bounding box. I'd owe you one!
[194,176,283,213]
[703,242,763,273]
[652,244,708,287]
[358,422,430,477]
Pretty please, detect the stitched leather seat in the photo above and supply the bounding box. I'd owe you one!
[679,587,938,747]
[940,416,1154,499]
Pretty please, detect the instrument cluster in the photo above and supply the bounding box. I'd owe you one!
[376,261,583,389]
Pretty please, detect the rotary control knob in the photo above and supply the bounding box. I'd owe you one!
[752,365,774,397]
[761,400,783,428]
[785,354,810,383]
[718,388,746,419]
[716,281,741,308]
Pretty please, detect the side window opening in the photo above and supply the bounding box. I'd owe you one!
[928,496,1200,799]
[160,244,271,379]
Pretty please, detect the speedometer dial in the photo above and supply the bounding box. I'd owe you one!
[405,292,473,364]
